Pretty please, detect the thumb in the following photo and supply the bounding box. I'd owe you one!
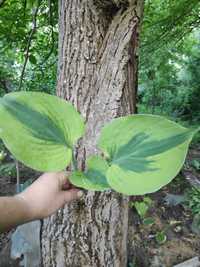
[62,188,84,203]
[58,171,71,189]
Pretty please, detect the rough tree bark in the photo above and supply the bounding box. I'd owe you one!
[42,0,144,266]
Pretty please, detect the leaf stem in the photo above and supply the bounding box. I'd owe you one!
[72,151,78,171]
[15,160,20,193]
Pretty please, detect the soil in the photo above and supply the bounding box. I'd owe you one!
[128,145,200,267]
[0,147,200,267]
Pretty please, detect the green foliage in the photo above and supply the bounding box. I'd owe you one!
[191,214,200,235]
[191,131,200,147]
[186,186,200,216]
[139,0,200,124]
[130,197,153,218]
[191,159,200,171]
[141,0,200,63]
[0,162,16,177]
[139,35,200,122]
[143,217,155,226]
[0,0,58,95]
[185,187,200,234]
[155,231,167,244]
[133,202,149,218]
[0,92,198,195]
[0,150,6,161]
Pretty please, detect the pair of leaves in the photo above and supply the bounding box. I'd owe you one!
[0,92,198,195]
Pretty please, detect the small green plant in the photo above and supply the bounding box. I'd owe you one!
[155,231,167,244]
[131,197,153,218]
[186,186,200,216]
[185,186,200,235]
[130,197,155,225]
[191,159,200,171]
[0,162,16,177]
[133,201,149,218]
[143,217,155,226]
[0,150,6,161]
[0,92,199,195]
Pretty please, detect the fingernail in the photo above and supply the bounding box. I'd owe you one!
[77,191,84,198]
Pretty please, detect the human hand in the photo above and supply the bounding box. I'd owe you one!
[16,172,83,220]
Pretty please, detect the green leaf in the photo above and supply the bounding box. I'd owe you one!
[0,150,6,161]
[69,156,111,191]
[143,217,155,225]
[155,231,167,244]
[143,196,153,205]
[29,55,37,65]
[98,114,197,195]
[134,201,149,218]
[191,159,200,170]
[191,214,200,235]
[0,92,85,171]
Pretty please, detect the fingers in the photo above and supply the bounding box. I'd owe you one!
[58,171,72,190]
[59,171,84,204]
[62,188,84,203]
[62,182,71,190]
[58,171,79,190]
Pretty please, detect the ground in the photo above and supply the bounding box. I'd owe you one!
[0,147,199,267]
[129,145,200,267]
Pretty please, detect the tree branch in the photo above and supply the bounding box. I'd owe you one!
[18,0,41,90]
[39,0,55,67]
[40,29,55,66]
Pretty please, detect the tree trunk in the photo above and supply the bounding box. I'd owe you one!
[41,1,144,266]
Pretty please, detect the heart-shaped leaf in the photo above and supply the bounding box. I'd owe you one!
[69,156,110,191]
[98,114,197,195]
[0,92,85,171]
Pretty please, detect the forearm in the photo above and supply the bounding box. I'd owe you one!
[0,172,81,233]
[0,195,32,233]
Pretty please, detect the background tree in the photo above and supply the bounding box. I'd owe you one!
[0,0,58,95]
[139,0,200,125]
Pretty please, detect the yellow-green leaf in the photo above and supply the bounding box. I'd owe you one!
[0,92,85,171]
[69,156,110,191]
[98,114,197,195]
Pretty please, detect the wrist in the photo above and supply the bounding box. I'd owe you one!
[14,193,37,222]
